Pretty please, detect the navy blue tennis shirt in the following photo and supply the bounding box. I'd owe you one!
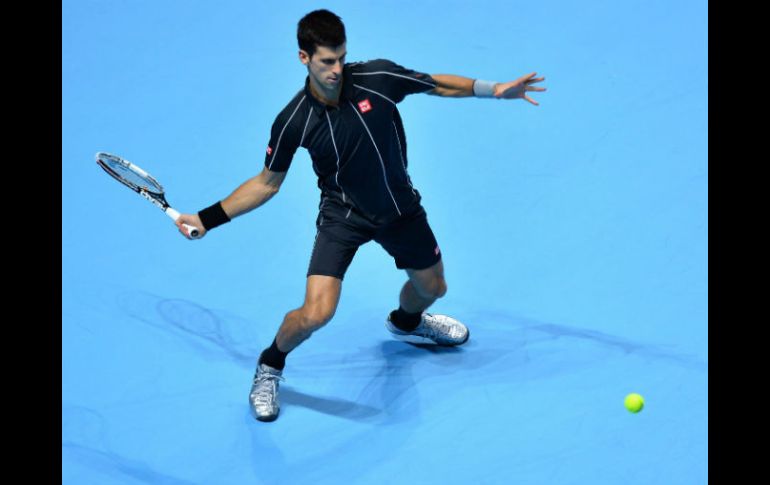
[264,59,437,225]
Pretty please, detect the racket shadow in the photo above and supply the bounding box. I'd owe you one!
[116,291,262,368]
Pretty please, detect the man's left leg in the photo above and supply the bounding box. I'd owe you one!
[400,259,447,314]
[386,259,469,346]
[376,204,468,345]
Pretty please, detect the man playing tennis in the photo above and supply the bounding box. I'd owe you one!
[176,9,546,422]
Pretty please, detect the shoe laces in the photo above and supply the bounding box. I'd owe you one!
[252,371,284,404]
[419,313,453,339]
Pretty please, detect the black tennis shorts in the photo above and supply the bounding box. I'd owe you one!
[307,198,442,280]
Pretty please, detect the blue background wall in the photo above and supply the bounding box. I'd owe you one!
[63,1,707,483]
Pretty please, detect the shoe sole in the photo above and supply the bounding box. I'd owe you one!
[256,412,279,422]
[386,321,470,346]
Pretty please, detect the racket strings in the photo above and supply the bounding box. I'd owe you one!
[97,155,164,194]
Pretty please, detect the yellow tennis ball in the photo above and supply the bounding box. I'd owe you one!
[624,393,644,413]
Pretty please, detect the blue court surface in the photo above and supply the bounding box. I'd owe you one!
[62,1,707,483]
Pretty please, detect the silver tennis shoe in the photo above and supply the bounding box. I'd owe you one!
[386,312,470,346]
[249,363,284,422]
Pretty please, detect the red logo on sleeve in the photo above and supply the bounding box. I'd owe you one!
[266,146,273,156]
[358,98,372,113]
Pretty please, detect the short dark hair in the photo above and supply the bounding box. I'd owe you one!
[297,9,346,58]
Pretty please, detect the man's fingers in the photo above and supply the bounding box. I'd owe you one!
[522,94,539,105]
[514,72,536,84]
[527,86,547,92]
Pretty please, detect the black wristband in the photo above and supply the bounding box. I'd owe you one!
[198,201,231,230]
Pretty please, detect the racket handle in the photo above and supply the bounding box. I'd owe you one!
[184,223,201,238]
[165,208,201,239]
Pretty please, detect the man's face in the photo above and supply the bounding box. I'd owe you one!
[300,43,347,90]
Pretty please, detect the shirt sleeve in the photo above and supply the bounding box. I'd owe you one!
[264,96,306,172]
[359,59,437,104]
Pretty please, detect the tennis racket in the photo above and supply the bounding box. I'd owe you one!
[95,152,200,238]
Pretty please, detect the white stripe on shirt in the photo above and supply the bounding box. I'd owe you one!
[392,120,416,196]
[268,95,306,170]
[351,71,437,88]
[347,100,401,216]
[299,107,313,146]
[352,84,396,106]
[325,110,347,203]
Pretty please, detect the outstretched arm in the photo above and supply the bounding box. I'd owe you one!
[428,72,547,105]
[427,75,475,97]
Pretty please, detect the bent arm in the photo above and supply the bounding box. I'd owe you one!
[221,167,287,219]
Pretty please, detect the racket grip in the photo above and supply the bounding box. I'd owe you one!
[183,223,201,238]
[166,208,201,239]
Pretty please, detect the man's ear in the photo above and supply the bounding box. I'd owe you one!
[299,50,310,66]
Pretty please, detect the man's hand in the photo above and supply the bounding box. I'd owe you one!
[175,214,207,240]
[494,72,547,105]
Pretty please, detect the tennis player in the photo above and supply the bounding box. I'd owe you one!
[176,9,546,421]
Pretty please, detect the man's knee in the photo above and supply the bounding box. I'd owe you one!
[299,303,336,332]
[417,277,447,299]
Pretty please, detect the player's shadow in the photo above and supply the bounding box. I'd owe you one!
[116,292,473,423]
[279,388,382,421]
[281,340,465,423]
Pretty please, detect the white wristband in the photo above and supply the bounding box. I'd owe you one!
[473,79,498,98]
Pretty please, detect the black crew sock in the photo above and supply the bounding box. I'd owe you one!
[258,338,289,371]
[389,307,423,332]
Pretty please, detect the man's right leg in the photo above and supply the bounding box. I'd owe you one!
[251,197,371,421]
[250,275,342,422]
[274,275,342,354]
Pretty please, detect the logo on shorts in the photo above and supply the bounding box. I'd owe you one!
[434,246,441,255]
[358,98,372,113]
[266,146,273,156]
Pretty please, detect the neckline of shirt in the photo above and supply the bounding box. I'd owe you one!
[304,64,357,113]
